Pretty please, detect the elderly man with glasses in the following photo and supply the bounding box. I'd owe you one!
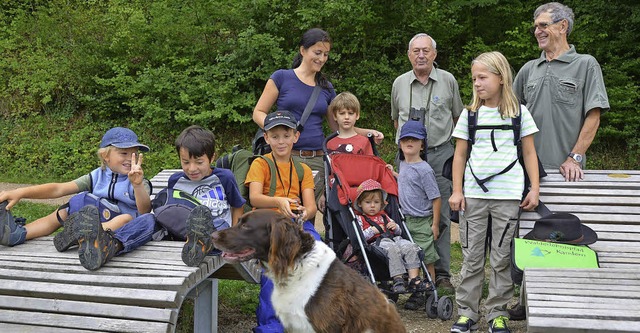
[514,2,609,183]
[508,2,610,323]
[390,33,464,309]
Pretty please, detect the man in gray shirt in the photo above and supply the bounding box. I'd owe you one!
[514,2,609,182]
[509,2,610,321]
[391,33,464,297]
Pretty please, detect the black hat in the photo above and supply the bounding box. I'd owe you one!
[264,110,298,131]
[524,213,597,245]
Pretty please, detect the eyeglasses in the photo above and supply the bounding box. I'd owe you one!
[530,19,563,33]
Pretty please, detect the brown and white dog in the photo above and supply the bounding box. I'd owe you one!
[211,209,406,333]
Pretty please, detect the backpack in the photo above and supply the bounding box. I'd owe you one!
[216,148,305,212]
[151,188,212,241]
[444,106,546,194]
[57,191,122,223]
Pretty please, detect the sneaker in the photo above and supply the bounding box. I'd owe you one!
[488,316,511,333]
[507,303,526,321]
[0,201,27,247]
[182,205,216,267]
[53,212,80,252]
[404,291,425,310]
[392,276,407,293]
[74,206,120,271]
[451,315,478,333]
[436,277,455,293]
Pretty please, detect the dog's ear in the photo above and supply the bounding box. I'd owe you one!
[268,216,302,280]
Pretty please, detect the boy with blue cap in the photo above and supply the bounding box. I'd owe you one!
[0,127,156,270]
[396,120,442,310]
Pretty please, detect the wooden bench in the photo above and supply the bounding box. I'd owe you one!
[520,169,640,332]
[0,170,261,333]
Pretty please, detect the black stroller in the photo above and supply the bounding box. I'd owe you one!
[321,132,453,320]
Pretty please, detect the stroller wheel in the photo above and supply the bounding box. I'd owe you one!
[437,295,454,320]
[425,294,438,319]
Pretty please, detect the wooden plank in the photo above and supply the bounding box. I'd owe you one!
[0,323,99,333]
[0,295,176,324]
[0,279,179,308]
[525,268,640,279]
[540,187,640,197]
[0,268,186,290]
[528,317,640,333]
[538,195,640,205]
[525,282,640,293]
[519,212,640,224]
[528,298,640,310]
[0,309,171,333]
[529,307,640,321]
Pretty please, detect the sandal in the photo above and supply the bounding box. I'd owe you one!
[408,276,429,292]
[392,276,406,293]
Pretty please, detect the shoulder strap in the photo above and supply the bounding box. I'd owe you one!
[297,85,322,132]
[259,153,278,197]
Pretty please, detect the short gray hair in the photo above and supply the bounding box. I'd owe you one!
[534,2,575,35]
[408,33,437,51]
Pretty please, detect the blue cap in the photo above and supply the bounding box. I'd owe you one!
[100,127,150,152]
[399,120,427,140]
[264,110,298,131]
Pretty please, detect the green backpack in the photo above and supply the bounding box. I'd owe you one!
[215,146,305,212]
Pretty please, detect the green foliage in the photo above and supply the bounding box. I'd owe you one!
[0,0,638,180]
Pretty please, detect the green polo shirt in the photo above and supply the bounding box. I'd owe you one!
[513,45,609,169]
[391,66,463,146]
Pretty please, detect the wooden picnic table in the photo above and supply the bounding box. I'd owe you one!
[520,169,640,332]
[0,169,262,332]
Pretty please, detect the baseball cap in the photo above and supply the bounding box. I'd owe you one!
[399,120,427,140]
[264,110,298,131]
[100,127,150,152]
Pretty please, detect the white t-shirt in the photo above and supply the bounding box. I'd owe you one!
[452,105,539,200]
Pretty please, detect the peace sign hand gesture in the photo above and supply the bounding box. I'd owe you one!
[128,152,144,186]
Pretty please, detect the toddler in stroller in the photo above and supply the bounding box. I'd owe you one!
[322,150,453,320]
[353,178,428,293]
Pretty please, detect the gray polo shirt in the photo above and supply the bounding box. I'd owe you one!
[391,67,463,146]
[514,45,609,169]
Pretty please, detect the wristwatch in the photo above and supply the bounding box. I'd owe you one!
[568,152,583,163]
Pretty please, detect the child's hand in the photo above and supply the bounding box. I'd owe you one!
[432,223,439,240]
[520,189,539,211]
[278,197,303,219]
[372,131,384,145]
[387,221,397,231]
[448,191,465,212]
[128,153,144,186]
[0,190,21,210]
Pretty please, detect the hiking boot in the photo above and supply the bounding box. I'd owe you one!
[507,303,526,321]
[74,206,120,271]
[488,316,511,333]
[404,291,425,310]
[53,212,80,252]
[451,315,478,333]
[436,277,455,293]
[182,205,216,267]
[0,201,27,246]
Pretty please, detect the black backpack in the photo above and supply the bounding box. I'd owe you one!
[445,106,546,194]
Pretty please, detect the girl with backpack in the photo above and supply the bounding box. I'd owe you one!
[448,51,540,333]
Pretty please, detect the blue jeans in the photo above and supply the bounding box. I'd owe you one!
[254,220,321,333]
[112,213,157,255]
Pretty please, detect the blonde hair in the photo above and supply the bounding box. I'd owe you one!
[468,51,519,119]
[329,91,361,117]
[97,146,116,169]
[358,190,383,206]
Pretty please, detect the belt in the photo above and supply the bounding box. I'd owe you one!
[428,141,453,151]
[292,149,324,158]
